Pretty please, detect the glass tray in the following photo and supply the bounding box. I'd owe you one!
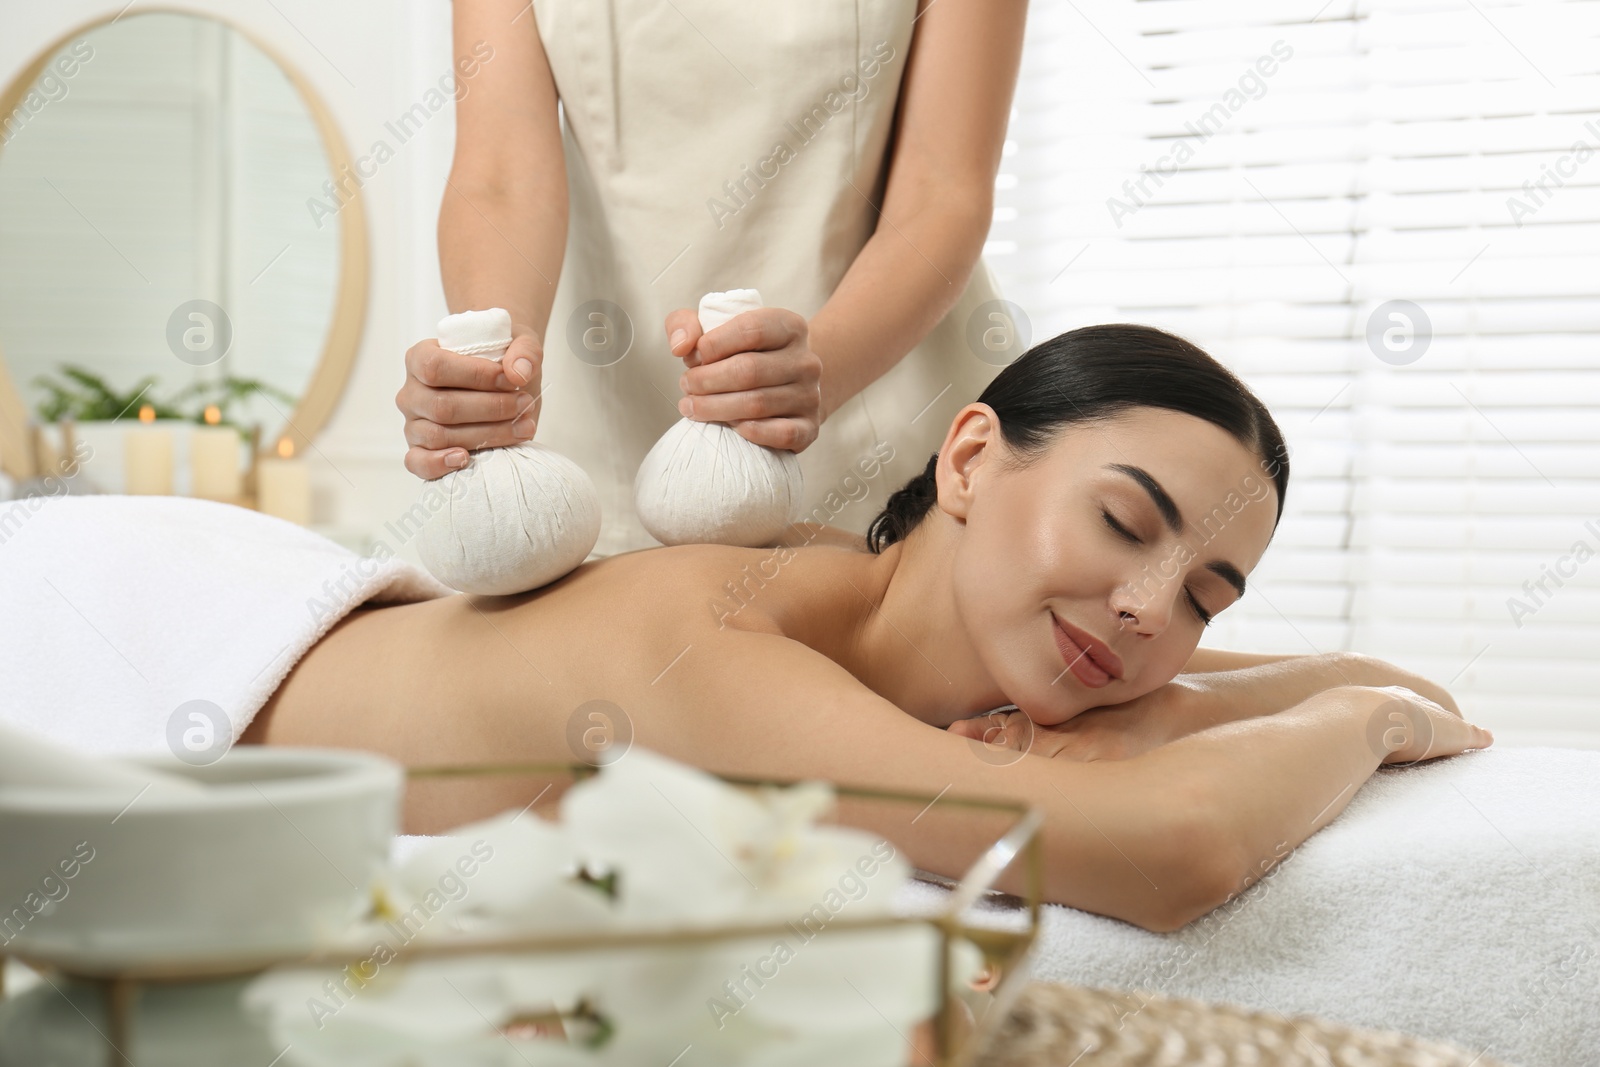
[3,761,1044,1067]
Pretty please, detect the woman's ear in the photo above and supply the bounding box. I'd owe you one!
[936,404,1000,522]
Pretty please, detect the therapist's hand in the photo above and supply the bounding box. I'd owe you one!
[396,325,543,480]
[663,305,824,453]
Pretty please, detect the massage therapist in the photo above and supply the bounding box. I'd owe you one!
[395,0,1029,556]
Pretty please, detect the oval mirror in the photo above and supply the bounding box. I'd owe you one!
[0,10,367,482]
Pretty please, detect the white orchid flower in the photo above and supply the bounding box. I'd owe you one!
[559,747,902,924]
[242,747,952,1065]
[387,810,612,937]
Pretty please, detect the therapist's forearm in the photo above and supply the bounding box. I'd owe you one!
[807,195,991,420]
[438,173,566,342]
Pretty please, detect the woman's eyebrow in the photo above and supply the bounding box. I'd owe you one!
[1208,559,1248,599]
[1105,463,1183,534]
[1104,463,1248,598]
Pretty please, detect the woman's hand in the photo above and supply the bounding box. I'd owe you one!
[662,305,824,453]
[948,684,1200,763]
[396,325,543,480]
[1349,684,1494,764]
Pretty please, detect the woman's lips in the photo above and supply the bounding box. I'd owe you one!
[1051,614,1124,688]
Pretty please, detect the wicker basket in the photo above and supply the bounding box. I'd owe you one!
[973,981,1510,1067]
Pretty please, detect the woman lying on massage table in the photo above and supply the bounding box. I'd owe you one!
[241,323,1492,933]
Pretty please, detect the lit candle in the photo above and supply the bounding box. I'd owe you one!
[124,404,174,495]
[190,405,242,503]
[256,437,311,525]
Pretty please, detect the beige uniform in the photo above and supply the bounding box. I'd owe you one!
[529,0,1008,556]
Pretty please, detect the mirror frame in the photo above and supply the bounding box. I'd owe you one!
[0,7,369,480]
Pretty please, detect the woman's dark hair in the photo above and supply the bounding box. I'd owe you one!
[865,323,1290,553]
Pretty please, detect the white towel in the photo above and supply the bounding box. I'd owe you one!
[900,746,1600,1067]
[0,495,451,756]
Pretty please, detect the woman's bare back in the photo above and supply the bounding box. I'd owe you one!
[244,540,888,832]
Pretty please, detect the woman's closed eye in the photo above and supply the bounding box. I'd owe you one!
[1101,508,1141,545]
[1102,508,1213,626]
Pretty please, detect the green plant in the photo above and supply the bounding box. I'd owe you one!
[31,364,298,436]
[32,366,185,422]
[169,374,299,433]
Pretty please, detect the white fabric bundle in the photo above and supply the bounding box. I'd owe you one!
[414,309,602,595]
[634,289,805,547]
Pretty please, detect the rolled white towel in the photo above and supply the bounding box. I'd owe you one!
[414,310,602,595]
[634,289,805,547]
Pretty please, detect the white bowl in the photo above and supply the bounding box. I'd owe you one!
[0,747,401,974]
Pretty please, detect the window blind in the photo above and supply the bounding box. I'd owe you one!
[985,0,1600,742]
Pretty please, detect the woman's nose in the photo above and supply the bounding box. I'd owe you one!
[1111,582,1171,637]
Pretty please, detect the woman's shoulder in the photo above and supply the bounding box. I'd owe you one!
[567,530,870,638]
[576,541,773,587]
[559,542,786,629]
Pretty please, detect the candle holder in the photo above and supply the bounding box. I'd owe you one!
[252,434,313,524]
[121,410,175,496]
[189,407,246,504]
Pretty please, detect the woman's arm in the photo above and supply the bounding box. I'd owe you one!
[663,629,1221,931]
[664,631,1483,932]
[396,0,568,479]
[438,0,565,336]
[1178,649,1460,718]
[807,0,1029,418]
[955,650,1468,763]
[1182,647,1304,672]
[1133,684,1490,908]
